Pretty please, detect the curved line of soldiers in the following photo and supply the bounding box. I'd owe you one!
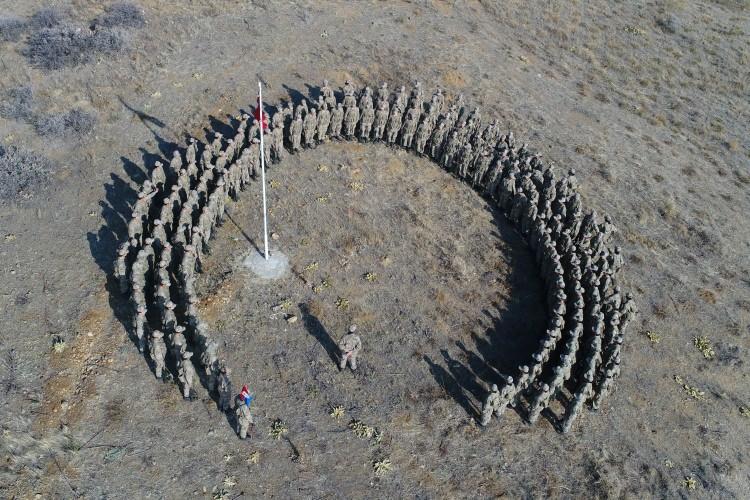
[112,78,638,436]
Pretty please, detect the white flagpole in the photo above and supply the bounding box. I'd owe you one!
[258,81,269,260]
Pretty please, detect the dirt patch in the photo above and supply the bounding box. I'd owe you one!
[35,291,114,433]
[440,68,469,89]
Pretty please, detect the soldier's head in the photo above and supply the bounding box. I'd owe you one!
[614,246,621,254]
[490,384,498,392]
[137,191,145,199]
[152,330,164,338]
[323,79,329,86]
[189,137,196,143]
[505,375,514,384]
[118,245,129,256]
[154,219,162,226]
[144,237,154,246]
[182,351,193,359]
[137,305,146,314]
[175,325,185,333]
[172,150,180,158]
[626,292,633,300]
[158,259,167,268]
[519,365,529,374]
[166,301,176,310]
[348,324,357,334]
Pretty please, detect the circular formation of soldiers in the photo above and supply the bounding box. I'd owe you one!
[113,77,636,437]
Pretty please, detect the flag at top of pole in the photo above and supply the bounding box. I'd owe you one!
[253,96,269,131]
[257,82,270,260]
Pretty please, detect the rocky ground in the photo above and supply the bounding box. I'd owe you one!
[1,1,749,498]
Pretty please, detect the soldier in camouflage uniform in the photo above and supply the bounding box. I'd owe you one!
[338,325,362,371]
[178,350,196,400]
[149,329,167,379]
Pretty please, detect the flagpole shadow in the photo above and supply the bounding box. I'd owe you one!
[225,211,262,255]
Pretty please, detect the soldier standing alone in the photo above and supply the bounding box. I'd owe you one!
[338,325,362,371]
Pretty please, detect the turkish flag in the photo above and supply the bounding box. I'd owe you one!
[240,384,250,400]
[253,97,269,131]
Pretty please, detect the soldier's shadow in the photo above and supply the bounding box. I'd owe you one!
[299,303,339,365]
[423,354,480,419]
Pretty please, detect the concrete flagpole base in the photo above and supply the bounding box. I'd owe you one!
[242,249,289,280]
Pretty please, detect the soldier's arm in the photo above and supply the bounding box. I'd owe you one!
[145,187,160,200]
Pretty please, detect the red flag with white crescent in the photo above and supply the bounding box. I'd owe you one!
[253,97,269,131]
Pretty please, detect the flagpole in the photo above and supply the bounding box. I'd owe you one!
[258,81,269,260]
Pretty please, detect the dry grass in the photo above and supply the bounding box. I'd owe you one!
[268,419,288,440]
[306,299,325,318]
[698,289,717,304]
[0,418,70,484]
[104,399,126,427]
[658,197,678,219]
[374,458,393,476]
[683,475,697,490]
[644,330,661,344]
[329,405,345,419]
[693,336,715,360]
[674,375,706,400]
